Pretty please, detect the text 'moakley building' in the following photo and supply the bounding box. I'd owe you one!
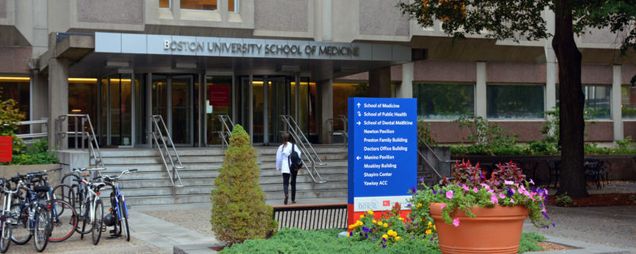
[1,0,636,150]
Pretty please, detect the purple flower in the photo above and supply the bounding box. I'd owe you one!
[409,186,417,194]
[490,194,499,205]
[541,211,550,220]
[452,218,460,227]
[506,189,514,197]
[362,226,370,233]
[446,190,454,199]
[529,179,535,185]
[432,189,437,195]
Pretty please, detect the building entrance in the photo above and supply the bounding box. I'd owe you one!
[151,75,194,146]
[234,75,315,145]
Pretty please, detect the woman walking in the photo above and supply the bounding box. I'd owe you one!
[276,132,302,205]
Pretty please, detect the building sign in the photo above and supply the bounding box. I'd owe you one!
[347,98,417,222]
[163,40,360,58]
[94,33,412,62]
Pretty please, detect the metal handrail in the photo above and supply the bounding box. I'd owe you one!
[56,114,104,168]
[280,115,326,184]
[151,115,184,187]
[327,115,348,144]
[418,150,443,179]
[217,115,234,147]
[16,119,48,141]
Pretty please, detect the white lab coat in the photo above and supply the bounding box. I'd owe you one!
[276,142,302,174]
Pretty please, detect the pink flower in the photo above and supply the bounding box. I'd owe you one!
[446,190,454,199]
[499,193,506,199]
[472,187,479,193]
[504,180,514,185]
[490,194,499,205]
[440,203,446,209]
[452,218,460,227]
[480,183,491,190]
[510,198,515,204]
[529,179,535,185]
[462,185,470,192]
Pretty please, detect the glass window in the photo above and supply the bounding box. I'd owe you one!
[333,82,368,130]
[621,85,636,119]
[160,0,170,8]
[228,0,236,12]
[0,77,30,133]
[583,85,611,119]
[414,83,474,120]
[181,0,217,10]
[487,84,544,119]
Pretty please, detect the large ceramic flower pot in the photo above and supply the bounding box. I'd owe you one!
[430,203,528,254]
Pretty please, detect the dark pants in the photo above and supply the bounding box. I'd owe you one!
[282,170,298,201]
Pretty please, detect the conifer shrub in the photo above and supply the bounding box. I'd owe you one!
[211,125,276,244]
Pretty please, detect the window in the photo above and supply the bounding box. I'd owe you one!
[160,0,169,8]
[487,84,544,119]
[583,85,611,119]
[0,77,30,120]
[181,0,217,10]
[228,0,236,12]
[414,83,474,120]
[622,85,636,119]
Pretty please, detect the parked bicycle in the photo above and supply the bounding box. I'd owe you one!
[102,169,137,241]
[79,175,107,245]
[8,172,52,252]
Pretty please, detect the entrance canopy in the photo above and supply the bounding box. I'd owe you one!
[68,32,412,79]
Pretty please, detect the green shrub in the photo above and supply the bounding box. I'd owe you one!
[11,140,58,165]
[555,193,573,207]
[222,228,544,254]
[518,232,546,253]
[221,229,441,254]
[417,121,436,148]
[0,99,26,154]
[211,125,276,244]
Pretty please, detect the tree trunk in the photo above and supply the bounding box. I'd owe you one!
[552,0,588,198]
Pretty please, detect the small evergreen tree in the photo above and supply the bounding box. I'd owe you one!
[210,125,275,244]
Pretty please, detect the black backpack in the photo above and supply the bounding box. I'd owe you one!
[288,143,303,172]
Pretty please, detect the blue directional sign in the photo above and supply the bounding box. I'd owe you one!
[348,97,417,212]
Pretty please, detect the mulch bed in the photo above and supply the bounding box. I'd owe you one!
[547,193,636,207]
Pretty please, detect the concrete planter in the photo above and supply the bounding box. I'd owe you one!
[0,164,62,183]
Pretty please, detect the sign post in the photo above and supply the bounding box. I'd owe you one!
[347,97,417,225]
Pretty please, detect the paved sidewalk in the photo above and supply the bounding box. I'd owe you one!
[524,205,636,253]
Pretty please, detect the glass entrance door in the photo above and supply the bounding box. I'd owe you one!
[98,73,134,147]
[205,76,233,145]
[151,74,194,146]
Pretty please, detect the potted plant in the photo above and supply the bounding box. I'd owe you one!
[410,160,551,254]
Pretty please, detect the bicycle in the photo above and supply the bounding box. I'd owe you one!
[102,169,137,241]
[53,167,103,236]
[0,177,17,253]
[8,173,52,252]
[78,176,106,245]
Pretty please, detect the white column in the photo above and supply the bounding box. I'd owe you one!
[475,62,487,118]
[397,62,414,98]
[322,0,332,41]
[612,65,624,141]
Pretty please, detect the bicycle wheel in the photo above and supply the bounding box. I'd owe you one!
[33,205,50,252]
[0,219,11,253]
[52,184,75,213]
[77,199,93,235]
[119,196,130,241]
[91,200,103,245]
[10,204,30,245]
[48,199,77,242]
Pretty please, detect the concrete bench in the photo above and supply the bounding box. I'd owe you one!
[272,203,348,230]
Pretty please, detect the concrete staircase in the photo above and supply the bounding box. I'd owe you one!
[100,145,348,206]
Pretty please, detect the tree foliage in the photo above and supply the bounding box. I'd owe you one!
[399,0,636,198]
[211,125,276,244]
[399,0,636,50]
[0,99,26,154]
